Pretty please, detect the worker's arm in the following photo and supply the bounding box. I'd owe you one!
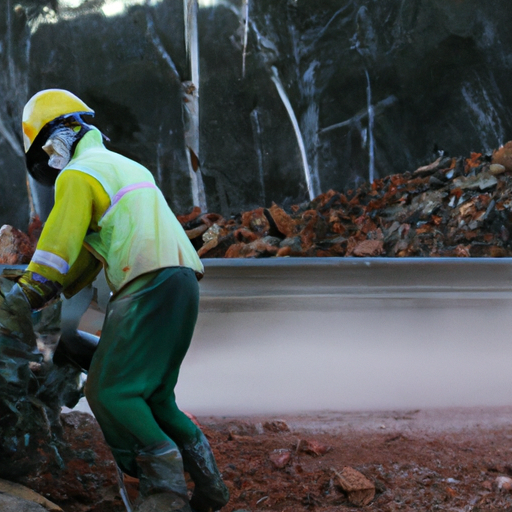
[0,171,109,346]
[18,246,103,308]
[20,171,109,308]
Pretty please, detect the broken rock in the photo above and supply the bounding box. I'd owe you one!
[0,225,34,264]
[269,449,292,469]
[297,439,331,456]
[452,172,498,191]
[185,223,208,240]
[176,206,202,225]
[241,208,270,236]
[413,156,444,176]
[494,476,512,492]
[489,163,506,175]
[0,494,48,512]
[492,141,512,171]
[225,238,278,258]
[279,236,303,255]
[267,203,297,238]
[351,239,384,257]
[263,420,291,433]
[332,466,376,507]
[0,479,62,511]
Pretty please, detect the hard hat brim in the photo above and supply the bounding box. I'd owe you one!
[22,89,95,152]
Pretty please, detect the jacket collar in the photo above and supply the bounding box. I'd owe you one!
[72,127,105,158]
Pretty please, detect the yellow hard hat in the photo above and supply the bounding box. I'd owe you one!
[22,89,94,152]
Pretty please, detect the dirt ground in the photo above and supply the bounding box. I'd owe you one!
[28,407,512,512]
[200,407,512,512]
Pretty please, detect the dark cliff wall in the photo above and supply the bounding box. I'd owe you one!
[1,0,512,226]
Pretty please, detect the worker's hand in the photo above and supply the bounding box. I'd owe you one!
[18,271,62,310]
[0,283,36,346]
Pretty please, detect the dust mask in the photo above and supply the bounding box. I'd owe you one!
[42,127,79,170]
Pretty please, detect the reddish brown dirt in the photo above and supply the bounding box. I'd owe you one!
[203,409,512,512]
[28,408,512,511]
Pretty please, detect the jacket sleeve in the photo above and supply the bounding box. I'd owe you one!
[27,171,109,299]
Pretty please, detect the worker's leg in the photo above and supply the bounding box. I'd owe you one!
[86,266,227,510]
[149,365,230,512]
[134,441,191,512]
[138,366,229,512]
[85,267,199,475]
[129,268,229,512]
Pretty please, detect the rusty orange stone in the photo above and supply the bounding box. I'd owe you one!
[233,228,259,243]
[176,206,202,225]
[492,141,512,171]
[268,203,297,238]
[277,246,292,257]
[241,208,270,235]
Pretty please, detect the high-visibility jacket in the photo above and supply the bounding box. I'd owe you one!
[28,128,204,294]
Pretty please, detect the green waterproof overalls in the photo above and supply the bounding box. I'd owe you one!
[86,266,200,475]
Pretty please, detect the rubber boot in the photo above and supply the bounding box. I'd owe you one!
[110,446,139,478]
[180,432,229,512]
[134,441,193,512]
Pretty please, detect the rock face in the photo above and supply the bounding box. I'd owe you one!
[0,272,84,482]
[1,0,512,224]
[28,412,127,512]
[0,272,125,511]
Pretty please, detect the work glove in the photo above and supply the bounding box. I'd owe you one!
[0,283,36,346]
[0,272,62,346]
[17,271,62,310]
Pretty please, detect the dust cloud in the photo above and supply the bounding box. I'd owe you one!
[176,301,512,416]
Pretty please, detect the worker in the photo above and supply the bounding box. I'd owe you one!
[0,89,229,512]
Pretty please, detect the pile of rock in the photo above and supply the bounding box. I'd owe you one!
[179,143,512,259]
[3,145,512,265]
